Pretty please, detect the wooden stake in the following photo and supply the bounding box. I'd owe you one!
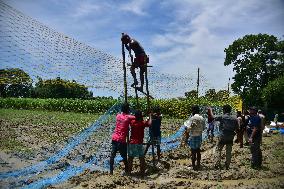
[197,67,200,98]
[121,33,128,103]
[145,61,155,166]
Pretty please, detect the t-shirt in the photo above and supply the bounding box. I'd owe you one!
[130,120,150,144]
[215,113,238,144]
[247,115,261,139]
[184,114,206,137]
[149,115,162,138]
[112,113,135,143]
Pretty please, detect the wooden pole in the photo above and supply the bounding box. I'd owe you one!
[128,47,139,108]
[145,60,155,166]
[197,67,200,98]
[227,78,230,94]
[121,33,128,103]
[122,33,130,164]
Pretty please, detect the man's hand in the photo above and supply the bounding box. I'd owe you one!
[249,138,253,144]
[125,44,130,51]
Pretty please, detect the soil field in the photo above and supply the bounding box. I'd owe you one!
[0,108,283,189]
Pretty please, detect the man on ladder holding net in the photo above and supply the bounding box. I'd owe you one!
[121,33,149,92]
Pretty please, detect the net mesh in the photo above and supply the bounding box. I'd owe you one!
[0,0,212,99]
[0,1,222,188]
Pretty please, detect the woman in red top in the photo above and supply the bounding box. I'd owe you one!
[128,110,151,176]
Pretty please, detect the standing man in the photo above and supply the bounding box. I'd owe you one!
[110,103,135,175]
[144,106,162,161]
[121,33,148,91]
[248,106,262,169]
[209,105,238,170]
[184,105,206,170]
[258,109,266,144]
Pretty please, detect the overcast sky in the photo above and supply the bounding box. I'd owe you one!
[4,0,284,93]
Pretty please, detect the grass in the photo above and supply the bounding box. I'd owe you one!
[0,108,101,152]
[0,108,100,126]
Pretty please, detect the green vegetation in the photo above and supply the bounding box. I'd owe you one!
[0,108,100,152]
[0,68,33,98]
[0,96,241,119]
[262,75,284,110]
[0,97,116,114]
[0,108,100,126]
[224,34,284,107]
[0,68,93,99]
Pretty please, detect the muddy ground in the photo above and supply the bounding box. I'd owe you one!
[53,135,284,189]
[0,110,283,189]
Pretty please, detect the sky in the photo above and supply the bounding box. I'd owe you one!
[3,0,284,95]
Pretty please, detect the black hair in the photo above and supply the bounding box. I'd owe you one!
[121,34,130,42]
[152,106,161,114]
[237,111,242,117]
[191,105,200,115]
[134,110,143,121]
[121,103,130,113]
[223,104,232,114]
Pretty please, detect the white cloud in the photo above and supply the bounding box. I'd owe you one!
[72,2,102,18]
[150,0,284,92]
[119,0,149,16]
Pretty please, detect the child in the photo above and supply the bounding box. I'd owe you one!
[128,110,151,175]
[144,106,162,161]
[110,103,135,175]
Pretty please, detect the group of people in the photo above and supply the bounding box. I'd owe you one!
[109,103,162,176]
[184,105,264,170]
[110,103,265,175]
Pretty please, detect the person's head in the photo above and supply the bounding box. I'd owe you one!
[121,103,130,114]
[249,106,257,115]
[191,105,200,115]
[121,33,131,44]
[258,109,263,115]
[222,104,232,114]
[134,110,143,121]
[152,105,161,115]
[237,111,242,117]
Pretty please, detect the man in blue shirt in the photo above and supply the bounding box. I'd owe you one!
[247,106,262,169]
[144,106,162,161]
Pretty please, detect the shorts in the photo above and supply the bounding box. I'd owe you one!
[111,140,127,160]
[128,144,144,157]
[149,136,161,145]
[188,136,202,149]
[133,54,147,68]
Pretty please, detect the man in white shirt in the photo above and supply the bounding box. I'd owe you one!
[184,105,206,170]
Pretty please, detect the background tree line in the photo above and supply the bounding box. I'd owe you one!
[224,33,283,114]
[0,68,93,99]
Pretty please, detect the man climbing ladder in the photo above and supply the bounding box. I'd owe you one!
[121,33,149,91]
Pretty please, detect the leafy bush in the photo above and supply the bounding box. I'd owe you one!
[0,96,241,119]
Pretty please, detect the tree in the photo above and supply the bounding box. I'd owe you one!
[0,68,32,97]
[185,90,198,98]
[224,34,284,107]
[33,77,93,99]
[205,89,217,100]
[262,75,284,110]
[216,90,229,101]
